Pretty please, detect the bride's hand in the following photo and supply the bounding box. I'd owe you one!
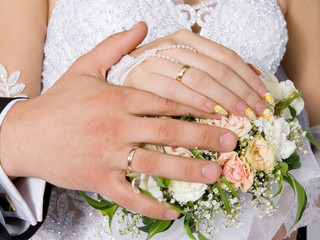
[124,29,275,120]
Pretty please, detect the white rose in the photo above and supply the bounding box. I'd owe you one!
[168,180,207,204]
[279,80,305,119]
[253,117,296,160]
[131,174,163,201]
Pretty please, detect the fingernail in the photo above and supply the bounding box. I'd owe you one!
[262,108,275,120]
[248,63,264,76]
[236,101,247,115]
[245,107,257,120]
[165,210,180,220]
[206,101,216,112]
[202,163,221,180]
[220,132,237,149]
[214,104,228,115]
[264,91,275,106]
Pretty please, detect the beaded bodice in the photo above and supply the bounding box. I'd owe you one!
[42,0,288,92]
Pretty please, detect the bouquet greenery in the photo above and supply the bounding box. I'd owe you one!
[80,71,320,240]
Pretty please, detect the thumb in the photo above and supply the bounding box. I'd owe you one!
[81,21,148,78]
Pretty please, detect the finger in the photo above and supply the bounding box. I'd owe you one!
[153,47,270,118]
[126,69,223,114]
[174,30,274,106]
[103,176,180,220]
[123,148,221,184]
[131,117,237,152]
[122,86,217,119]
[79,21,148,78]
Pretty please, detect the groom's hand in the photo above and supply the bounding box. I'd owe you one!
[0,22,237,220]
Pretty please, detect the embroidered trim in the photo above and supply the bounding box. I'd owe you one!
[0,64,27,98]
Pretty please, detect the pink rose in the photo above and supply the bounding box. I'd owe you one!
[244,135,275,173]
[217,152,255,192]
[213,114,252,138]
[164,146,193,157]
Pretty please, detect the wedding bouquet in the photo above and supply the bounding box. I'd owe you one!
[80,71,320,240]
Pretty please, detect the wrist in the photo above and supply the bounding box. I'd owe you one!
[0,99,31,178]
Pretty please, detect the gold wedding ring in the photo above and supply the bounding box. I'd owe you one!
[127,146,139,173]
[176,65,191,82]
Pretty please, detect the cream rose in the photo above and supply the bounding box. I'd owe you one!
[131,174,163,201]
[244,135,275,173]
[168,180,207,204]
[212,114,252,138]
[217,152,254,192]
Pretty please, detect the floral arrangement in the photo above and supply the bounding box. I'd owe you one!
[80,71,320,240]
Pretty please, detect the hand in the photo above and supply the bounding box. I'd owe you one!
[0,22,237,220]
[124,29,275,120]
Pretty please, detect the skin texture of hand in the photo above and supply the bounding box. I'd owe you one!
[0,22,237,220]
[125,29,274,120]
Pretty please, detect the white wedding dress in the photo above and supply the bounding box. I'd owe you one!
[32,0,320,239]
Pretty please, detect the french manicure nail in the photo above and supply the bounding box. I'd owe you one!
[165,209,180,220]
[220,132,237,149]
[214,104,228,115]
[248,63,264,76]
[264,91,275,107]
[262,108,275,120]
[202,163,221,180]
[245,107,257,120]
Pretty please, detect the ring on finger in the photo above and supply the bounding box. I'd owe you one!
[176,65,191,83]
[127,146,140,173]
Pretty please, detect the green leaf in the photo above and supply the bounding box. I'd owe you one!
[276,91,301,116]
[274,174,283,197]
[157,177,171,188]
[142,216,156,226]
[189,149,205,159]
[214,182,231,214]
[78,191,113,210]
[283,153,301,170]
[304,129,320,151]
[139,188,188,215]
[288,105,297,118]
[100,204,119,232]
[138,223,153,233]
[283,175,296,195]
[275,162,289,176]
[288,174,307,232]
[198,231,209,240]
[220,176,240,199]
[161,202,189,215]
[183,218,196,240]
[147,220,172,240]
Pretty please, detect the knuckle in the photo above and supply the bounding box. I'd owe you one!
[223,49,239,64]
[241,89,255,103]
[183,162,195,179]
[138,153,158,174]
[187,70,207,87]
[176,28,191,37]
[158,97,178,114]
[158,121,177,143]
[158,39,176,48]
[215,66,230,81]
[117,192,134,209]
[200,127,214,147]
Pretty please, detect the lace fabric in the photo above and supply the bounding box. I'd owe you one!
[32,0,320,239]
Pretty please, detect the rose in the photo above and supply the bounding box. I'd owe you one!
[253,117,296,160]
[259,71,304,118]
[212,114,252,138]
[217,152,254,192]
[164,146,193,157]
[168,180,207,204]
[131,174,163,201]
[244,135,275,173]
[279,80,305,119]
